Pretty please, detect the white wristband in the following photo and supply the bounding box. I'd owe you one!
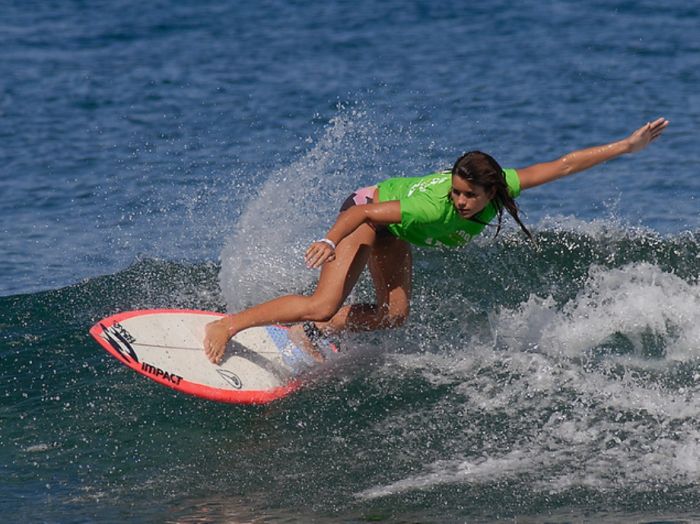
[317,238,336,250]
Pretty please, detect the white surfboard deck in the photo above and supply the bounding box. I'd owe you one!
[90,309,335,404]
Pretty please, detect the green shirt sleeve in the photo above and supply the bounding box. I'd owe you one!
[503,168,521,198]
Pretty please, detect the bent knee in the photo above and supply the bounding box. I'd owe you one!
[304,297,342,322]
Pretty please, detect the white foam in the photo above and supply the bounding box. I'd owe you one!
[357,262,700,500]
[358,373,700,499]
[23,443,53,453]
[493,262,700,362]
[534,212,650,238]
[357,448,540,500]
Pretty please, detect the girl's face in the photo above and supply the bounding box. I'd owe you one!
[450,176,495,219]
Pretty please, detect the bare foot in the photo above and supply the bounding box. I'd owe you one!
[287,323,325,363]
[203,318,234,365]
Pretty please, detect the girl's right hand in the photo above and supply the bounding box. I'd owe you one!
[305,240,336,269]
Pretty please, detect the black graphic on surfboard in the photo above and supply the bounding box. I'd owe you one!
[216,369,243,389]
[101,323,139,364]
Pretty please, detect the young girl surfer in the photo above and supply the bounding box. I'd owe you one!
[204,118,669,364]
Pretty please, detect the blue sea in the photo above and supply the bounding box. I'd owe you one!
[2,0,699,522]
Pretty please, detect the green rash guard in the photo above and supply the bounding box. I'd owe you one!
[376,168,521,248]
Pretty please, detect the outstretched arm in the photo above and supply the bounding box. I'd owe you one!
[518,118,669,191]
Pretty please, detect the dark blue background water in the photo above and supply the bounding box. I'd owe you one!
[2,1,699,522]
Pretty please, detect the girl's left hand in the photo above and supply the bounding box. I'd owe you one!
[305,241,336,269]
[625,117,669,153]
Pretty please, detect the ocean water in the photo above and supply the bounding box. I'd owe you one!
[1,0,699,522]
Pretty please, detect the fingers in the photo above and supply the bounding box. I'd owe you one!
[648,117,669,140]
[305,241,336,269]
[645,117,668,133]
[306,250,335,269]
[649,117,668,128]
[640,117,668,133]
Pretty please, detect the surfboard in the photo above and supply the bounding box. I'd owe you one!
[89,309,335,404]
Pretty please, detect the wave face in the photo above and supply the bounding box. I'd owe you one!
[2,227,699,522]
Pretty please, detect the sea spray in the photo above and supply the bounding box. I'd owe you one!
[218,108,386,311]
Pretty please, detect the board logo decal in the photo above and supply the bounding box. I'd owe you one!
[141,362,183,385]
[216,369,243,389]
[101,322,139,364]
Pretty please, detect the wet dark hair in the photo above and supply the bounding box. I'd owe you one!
[451,151,533,241]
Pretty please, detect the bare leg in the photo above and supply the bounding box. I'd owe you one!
[318,235,412,334]
[204,223,377,363]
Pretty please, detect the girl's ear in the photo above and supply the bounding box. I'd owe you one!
[488,187,497,200]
